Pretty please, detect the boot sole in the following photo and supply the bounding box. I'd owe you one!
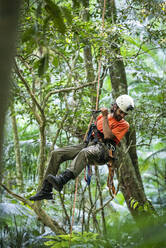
[47,174,63,192]
[29,194,53,201]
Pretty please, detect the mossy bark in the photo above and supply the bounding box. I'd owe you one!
[107,0,149,219]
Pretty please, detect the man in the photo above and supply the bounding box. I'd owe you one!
[29,94,134,201]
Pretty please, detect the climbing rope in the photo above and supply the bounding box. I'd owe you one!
[107,149,117,196]
[107,161,116,196]
[69,0,107,245]
[84,0,106,182]
[96,0,106,111]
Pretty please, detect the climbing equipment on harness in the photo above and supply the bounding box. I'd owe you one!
[84,109,117,186]
[84,110,104,185]
[85,110,104,145]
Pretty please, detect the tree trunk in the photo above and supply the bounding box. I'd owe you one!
[107,0,149,218]
[10,104,24,190]
[0,0,21,184]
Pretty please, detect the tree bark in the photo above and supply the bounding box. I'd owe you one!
[10,104,24,190]
[37,123,46,189]
[107,0,148,217]
[0,0,21,184]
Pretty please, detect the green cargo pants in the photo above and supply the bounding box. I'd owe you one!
[44,141,112,179]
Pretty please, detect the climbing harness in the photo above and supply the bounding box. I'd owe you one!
[84,111,99,185]
[84,110,104,185]
[84,109,117,191]
[85,110,104,145]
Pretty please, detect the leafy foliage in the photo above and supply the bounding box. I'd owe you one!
[44,215,166,248]
[1,0,166,247]
[0,202,48,248]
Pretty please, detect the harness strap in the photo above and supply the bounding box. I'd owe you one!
[85,123,104,145]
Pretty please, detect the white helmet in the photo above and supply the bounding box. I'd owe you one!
[116,94,134,113]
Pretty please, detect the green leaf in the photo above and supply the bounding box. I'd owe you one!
[103,75,112,91]
[52,57,59,68]
[22,27,35,43]
[45,0,66,34]
[61,7,73,25]
[72,0,80,8]
[38,52,49,76]
[133,201,139,210]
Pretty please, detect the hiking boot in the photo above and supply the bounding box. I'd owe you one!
[47,170,75,192]
[29,179,53,201]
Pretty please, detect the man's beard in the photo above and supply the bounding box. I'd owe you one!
[114,112,122,121]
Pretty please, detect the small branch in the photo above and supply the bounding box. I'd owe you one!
[52,48,72,72]
[94,197,114,214]
[14,60,44,119]
[129,46,162,59]
[94,166,106,234]
[144,148,166,163]
[135,143,151,147]
[148,114,160,146]
[50,113,68,153]
[43,80,97,110]
[0,183,31,205]
[59,192,71,229]
[125,140,133,154]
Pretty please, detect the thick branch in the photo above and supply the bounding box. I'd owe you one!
[0,183,66,234]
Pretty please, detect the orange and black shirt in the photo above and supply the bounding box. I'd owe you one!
[96,114,129,145]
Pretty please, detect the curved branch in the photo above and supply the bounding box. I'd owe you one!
[52,48,72,72]
[144,148,166,163]
[14,60,44,120]
[43,80,97,110]
[94,197,114,214]
[0,183,66,234]
[50,113,68,153]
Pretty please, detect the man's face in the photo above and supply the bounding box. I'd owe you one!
[113,107,127,121]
